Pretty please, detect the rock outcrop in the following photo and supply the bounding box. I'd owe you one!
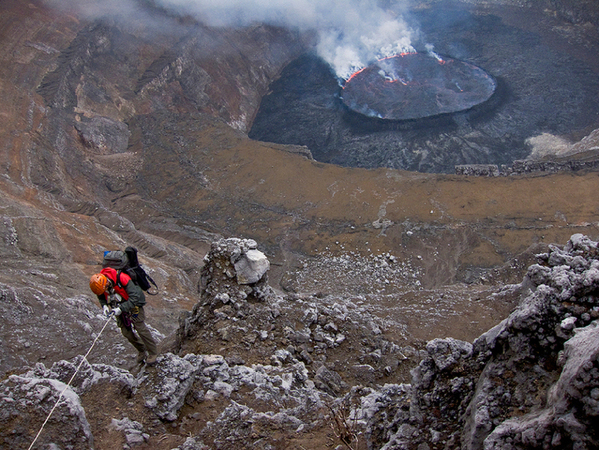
[456,158,599,176]
[361,233,599,449]
[172,237,417,385]
[3,234,599,449]
[455,164,501,177]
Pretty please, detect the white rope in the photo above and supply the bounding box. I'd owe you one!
[27,315,113,450]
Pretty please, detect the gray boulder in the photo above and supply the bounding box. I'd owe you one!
[234,248,270,284]
[142,353,202,421]
[0,373,93,449]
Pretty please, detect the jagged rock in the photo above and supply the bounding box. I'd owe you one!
[482,321,599,449]
[199,237,273,307]
[175,238,416,393]
[170,356,334,447]
[455,164,500,176]
[201,401,303,448]
[26,356,138,396]
[172,437,209,450]
[175,237,281,354]
[111,417,149,446]
[457,160,599,176]
[0,373,93,450]
[233,248,270,285]
[351,364,377,384]
[74,116,131,154]
[362,234,599,449]
[143,353,202,421]
[314,365,347,396]
[426,338,473,372]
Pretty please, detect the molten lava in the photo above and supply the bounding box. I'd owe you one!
[341,52,496,120]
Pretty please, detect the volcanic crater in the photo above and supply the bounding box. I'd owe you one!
[249,6,599,173]
[341,52,497,121]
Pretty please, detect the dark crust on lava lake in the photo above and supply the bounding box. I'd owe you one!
[341,52,497,121]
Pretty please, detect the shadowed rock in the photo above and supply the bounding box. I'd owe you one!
[362,233,599,449]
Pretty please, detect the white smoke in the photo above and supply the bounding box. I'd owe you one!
[425,43,443,62]
[44,0,414,80]
[158,0,415,79]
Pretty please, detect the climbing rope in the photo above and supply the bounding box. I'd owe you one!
[27,314,113,450]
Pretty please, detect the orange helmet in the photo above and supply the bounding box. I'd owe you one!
[89,273,108,295]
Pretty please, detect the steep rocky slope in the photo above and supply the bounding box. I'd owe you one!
[1,0,599,448]
[3,234,599,449]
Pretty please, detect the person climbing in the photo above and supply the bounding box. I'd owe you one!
[89,268,158,366]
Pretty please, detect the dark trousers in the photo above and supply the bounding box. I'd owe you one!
[117,306,158,356]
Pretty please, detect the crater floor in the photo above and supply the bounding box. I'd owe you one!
[249,5,599,173]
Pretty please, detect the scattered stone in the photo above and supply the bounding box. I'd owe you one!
[5,234,599,449]
[111,417,149,445]
[314,365,347,396]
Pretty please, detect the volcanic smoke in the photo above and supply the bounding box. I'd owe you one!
[45,0,416,80]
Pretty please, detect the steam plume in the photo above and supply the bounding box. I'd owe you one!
[157,0,415,79]
[44,0,414,80]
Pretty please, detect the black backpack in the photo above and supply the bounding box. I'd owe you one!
[102,246,158,295]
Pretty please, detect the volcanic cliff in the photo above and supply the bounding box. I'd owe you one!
[1,0,599,449]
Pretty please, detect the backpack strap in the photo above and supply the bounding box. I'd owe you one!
[145,271,158,291]
[116,270,124,289]
[136,266,159,295]
[118,267,159,295]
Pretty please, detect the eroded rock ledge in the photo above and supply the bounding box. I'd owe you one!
[456,159,599,176]
[367,233,599,449]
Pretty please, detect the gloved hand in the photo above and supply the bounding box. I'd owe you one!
[102,305,110,316]
[112,307,122,316]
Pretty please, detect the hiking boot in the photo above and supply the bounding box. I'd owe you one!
[137,351,147,364]
[146,354,158,366]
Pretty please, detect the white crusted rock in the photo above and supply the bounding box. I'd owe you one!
[234,249,270,284]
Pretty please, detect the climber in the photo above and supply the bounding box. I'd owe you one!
[89,268,159,366]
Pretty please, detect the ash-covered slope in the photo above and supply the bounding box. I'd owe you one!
[3,234,599,449]
[2,0,599,379]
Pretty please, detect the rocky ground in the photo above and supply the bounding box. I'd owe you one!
[3,234,599,449]
[1,0,599,449]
